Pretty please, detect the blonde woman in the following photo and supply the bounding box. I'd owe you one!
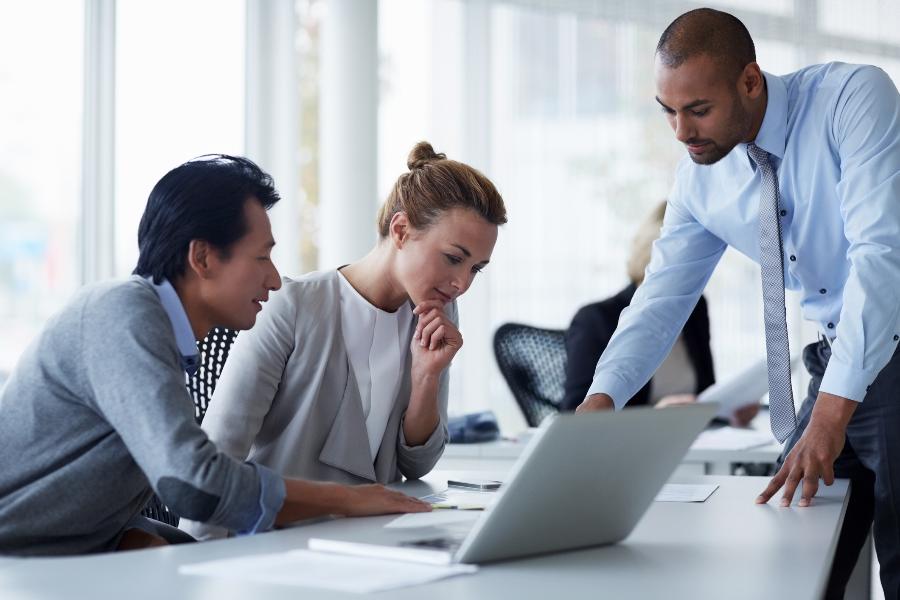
[183,142,506,539]
[564,201,759,425]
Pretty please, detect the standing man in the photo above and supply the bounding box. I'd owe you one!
[577,8,900,598]
[0,155,428,555]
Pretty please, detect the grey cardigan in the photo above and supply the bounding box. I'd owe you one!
[183,271,453,537]
[0,277,276,555]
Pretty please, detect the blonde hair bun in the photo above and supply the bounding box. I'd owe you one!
[407,141,447,170]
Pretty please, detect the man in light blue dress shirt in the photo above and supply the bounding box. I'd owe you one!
[577,9,900,598]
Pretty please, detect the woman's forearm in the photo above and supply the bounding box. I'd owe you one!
[402,372,441,446]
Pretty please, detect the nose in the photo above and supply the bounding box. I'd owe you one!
[267,260,282,291]
[673,114,693,144]
[451,273,472,298]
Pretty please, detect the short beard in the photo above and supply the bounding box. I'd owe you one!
[688,94,751,166]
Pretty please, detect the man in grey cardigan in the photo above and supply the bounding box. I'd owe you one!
[0,155,428,555]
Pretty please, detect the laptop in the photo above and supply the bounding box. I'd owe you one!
[309,403,718,565]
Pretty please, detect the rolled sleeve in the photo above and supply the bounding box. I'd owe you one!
[237,464,286,536]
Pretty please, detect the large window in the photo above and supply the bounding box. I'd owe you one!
[0,2,83,375]
[377,0,900,430]
[114,0,245,277]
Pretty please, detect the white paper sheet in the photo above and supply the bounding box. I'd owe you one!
[385,510,481,529]
[698,355,800,418]
[655,483,719,502]
[419,488,498,510]
[179,549,477,593]
[690,426,777,451]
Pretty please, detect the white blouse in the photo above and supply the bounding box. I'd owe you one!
[338,270,413,461]
[649,335,697,405]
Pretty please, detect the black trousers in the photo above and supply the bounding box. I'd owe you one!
[781,340,900,599]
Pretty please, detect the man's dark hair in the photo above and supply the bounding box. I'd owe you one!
[656,8,756,80]
[134,154,280,283]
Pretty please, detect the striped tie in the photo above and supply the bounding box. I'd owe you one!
[748,143,797,443]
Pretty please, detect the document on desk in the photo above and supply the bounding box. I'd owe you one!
[655,483,719,502]
[179,549,477,593]
[386,510,481,529]
[691,426,776,451]
[419,488,498,510]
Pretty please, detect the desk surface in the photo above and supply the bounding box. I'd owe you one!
[0,472,848,600]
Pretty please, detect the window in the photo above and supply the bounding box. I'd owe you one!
[0,2,83,374]
[115,0,245,277]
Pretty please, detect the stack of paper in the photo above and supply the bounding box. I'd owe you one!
[179,549,477,593]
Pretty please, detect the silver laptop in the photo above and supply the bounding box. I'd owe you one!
[309,403,717,565]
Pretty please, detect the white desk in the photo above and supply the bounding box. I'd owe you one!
[0,470,848,600]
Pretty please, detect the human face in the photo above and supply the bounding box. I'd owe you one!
[654,54,753,165]
[203,199,282,330]
[393,208,499,307]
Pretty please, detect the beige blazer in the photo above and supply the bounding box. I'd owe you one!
[182,270,454,538]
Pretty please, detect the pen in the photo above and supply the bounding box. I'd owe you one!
[430,504,483,510]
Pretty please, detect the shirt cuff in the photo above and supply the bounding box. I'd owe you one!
[237,463,286,536]
[586,373,632,410]
[818,355,877,403]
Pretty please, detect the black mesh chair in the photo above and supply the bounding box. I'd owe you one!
[493,323,567,428]
[187,327,240,424]
[141,327,239,527]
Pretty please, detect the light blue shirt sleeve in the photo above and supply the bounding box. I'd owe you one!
[820,66,900,401]
[586,191,727,409]
[237,463,286,536]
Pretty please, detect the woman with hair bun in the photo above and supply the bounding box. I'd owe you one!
[182,142,507,539]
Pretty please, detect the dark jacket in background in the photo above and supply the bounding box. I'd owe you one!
[561,283,715,411]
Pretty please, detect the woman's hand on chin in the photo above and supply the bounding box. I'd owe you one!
[410,299,463,377]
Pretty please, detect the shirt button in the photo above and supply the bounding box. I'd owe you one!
[780,209,787,217]
[819,288,827,294]
[789,255,797,261]
[894,335,899,341]
[827,322,835,329]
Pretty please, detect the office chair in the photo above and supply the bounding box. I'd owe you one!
[493,323,567,428]
[186,327,240,424]
[141,327,239,527]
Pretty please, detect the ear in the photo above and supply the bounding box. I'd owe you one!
[741,63,765,100]
[186,239,216,280]
[389,211,411,249]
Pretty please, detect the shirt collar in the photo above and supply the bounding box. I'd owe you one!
[145,277,201,375]
[747,71,787,161]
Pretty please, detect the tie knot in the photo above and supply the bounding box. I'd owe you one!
[747,143,769,168]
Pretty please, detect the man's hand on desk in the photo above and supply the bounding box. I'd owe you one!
[756,392,856,507]
[576,393,615,412]
[276,481,431,526]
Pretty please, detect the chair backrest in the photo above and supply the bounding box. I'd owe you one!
[185,327,239,424]
[142,327,239,527]
[493,323,567,428]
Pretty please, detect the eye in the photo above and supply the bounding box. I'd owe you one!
[472,265,485,275]
[660,106,675,116]
[691,108,709,117]
[444,253,463,265]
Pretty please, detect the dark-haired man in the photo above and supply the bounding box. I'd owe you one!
[577,8,900,598]
[0,155,428,556]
